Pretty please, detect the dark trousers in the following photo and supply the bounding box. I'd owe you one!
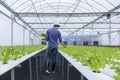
[46,47,58,71]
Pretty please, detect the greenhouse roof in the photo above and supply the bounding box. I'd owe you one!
[0,0,120,35]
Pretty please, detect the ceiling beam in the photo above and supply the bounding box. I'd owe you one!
[36,30,112,32]
[32,28,120,29]
[28,22,120,24]
[16,12,120,17]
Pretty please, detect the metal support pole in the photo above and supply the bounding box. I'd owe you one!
[82,29,84,45]
[61,57,64,79]
[58,54,61,72]
[31,39,34,46]
[11,14,14,46]
[76,32,78,45]
[38,36,41,44]
[81,74,84,80]
[60,54,62,74]
[36,36,38,44]
[82,28,84,35]
[39,52,42,72]
[11,68,15,80]
[28,31,30,45]
[107,14,111,45]
[29,58,32,80]
[35,35,37,44]
[67,62,70,80]
[99,35,102,45]
[91,23,94,46]
[68,34,71,45]
[31,33,33,46]
[23,28,25,45]
[10,13,15,80]
[118,32,120,45]
[36,35,38,44]
[29,31,31,45]
[36,55,39,80]
[33,34,35,45]
[109,19,112,46]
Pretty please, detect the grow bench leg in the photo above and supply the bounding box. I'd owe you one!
[29,58,32,80]
[61,57,64,79]
[81,74,84,80]
[11,68,15,80]
[67,62,70,80]
[58,54,60,72]
[36,55,39,80]
[39,52,42,72]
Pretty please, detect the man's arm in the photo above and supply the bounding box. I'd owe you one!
[58,31,67,48]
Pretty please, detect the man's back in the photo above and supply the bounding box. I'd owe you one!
[46,27,62,48]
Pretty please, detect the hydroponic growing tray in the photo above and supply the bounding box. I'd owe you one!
[59,50,114,80]
[0,48,45,76]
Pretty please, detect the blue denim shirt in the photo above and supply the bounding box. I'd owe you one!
[46,27,62,48]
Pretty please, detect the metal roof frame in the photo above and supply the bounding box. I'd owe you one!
[0,0,120,35]
[71,4,120,34]
[17,12,120,17]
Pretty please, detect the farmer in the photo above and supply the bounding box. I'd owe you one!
[45,23,66,74]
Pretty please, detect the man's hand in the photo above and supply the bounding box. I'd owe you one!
[61,42,67,48]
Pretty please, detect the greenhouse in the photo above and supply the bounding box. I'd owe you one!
[0,0,120,80]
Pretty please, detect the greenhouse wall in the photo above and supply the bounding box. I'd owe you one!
[0,13,11,46]
[0,10,40,46]
[13,22,25,45]
[101,33,120,45]
[0,13,31,46]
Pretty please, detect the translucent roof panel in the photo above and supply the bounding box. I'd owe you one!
[1,0,120,35]
[3,0,120,12]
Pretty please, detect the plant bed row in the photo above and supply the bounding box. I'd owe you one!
[0,45,46,76]
[0,45,45,64]
[59,46,120,80]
